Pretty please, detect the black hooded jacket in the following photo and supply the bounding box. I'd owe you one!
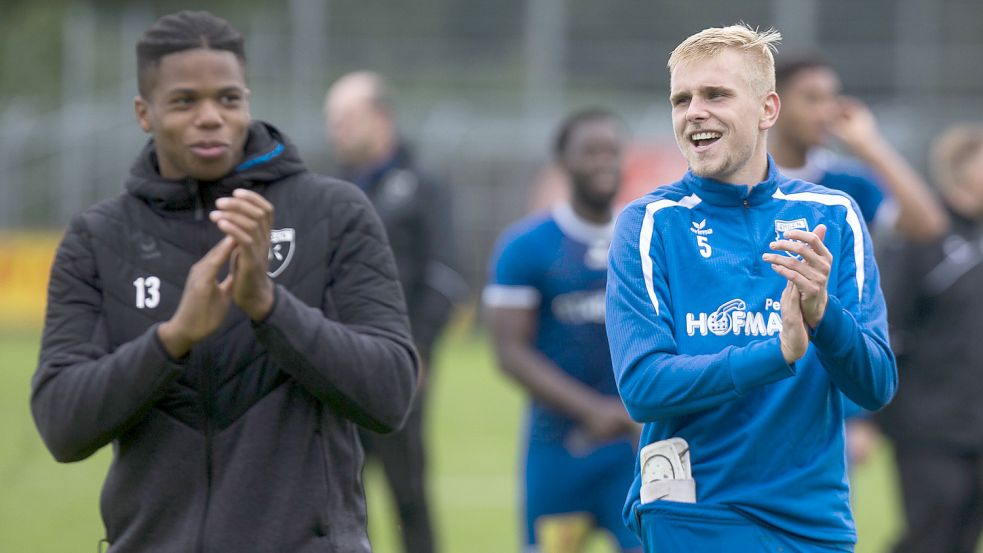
[876,209,983,450]
[343,146,465,361]
[31,121,419,552]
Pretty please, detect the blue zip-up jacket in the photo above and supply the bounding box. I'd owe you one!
[605,157,896,546]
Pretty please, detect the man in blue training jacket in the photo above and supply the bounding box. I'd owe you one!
[485,109,641,553]
[769,53,949,463]
[605,24,897,553]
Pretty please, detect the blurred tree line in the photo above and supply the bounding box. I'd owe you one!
[0,0,529,112]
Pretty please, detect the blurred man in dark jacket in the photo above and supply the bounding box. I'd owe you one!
[877,124,983,553]
[325,71,466,553]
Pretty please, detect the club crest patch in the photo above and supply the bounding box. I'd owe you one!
[268,228,296,278]
[774,218,809,259]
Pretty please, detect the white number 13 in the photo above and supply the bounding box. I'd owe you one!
[133,276,161,309]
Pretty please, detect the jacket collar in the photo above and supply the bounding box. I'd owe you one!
[125,120,305,215]
[344,143,410,193]
[682,155,782,207]
[552,202,615,246]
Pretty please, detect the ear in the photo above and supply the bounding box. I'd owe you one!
[943,184,973,213]
[134,96,152,133]
[759,90,781,131]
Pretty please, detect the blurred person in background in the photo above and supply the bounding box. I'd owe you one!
[484,109,642,553]
[325,71,465,553]
[770,54,948,242]
[876,124,983,553]
[769,54,950,466]
[30,11,418,552]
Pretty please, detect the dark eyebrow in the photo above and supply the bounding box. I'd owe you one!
[217,86,245,95]
[703,85,734,96]
[669,85,736,105]
[165,88,198,97]
[164,85,245,98]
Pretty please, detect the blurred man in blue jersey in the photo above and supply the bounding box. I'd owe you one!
[605,25,896,553]
[484,109,642,553]
[770,54,948,242]
[769,54,948,463]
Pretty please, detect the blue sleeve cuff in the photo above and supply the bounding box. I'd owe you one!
[729,338,796,396]
[809,295,855,357]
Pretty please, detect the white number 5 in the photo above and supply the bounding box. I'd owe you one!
[697,235,712,258]
[133,276,161,309]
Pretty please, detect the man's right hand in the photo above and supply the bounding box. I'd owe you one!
[779,280,809,364]
[582,397,637,442]
[157,236,237,359]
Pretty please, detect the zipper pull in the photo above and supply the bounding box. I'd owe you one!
[188,178,204,221]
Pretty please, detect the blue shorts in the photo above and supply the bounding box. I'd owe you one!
[524,438,639,551]
[633,501,853,553]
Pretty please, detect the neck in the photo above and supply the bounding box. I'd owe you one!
[769,130,808,168]
[570,195,612,224]
[716,146,770,187]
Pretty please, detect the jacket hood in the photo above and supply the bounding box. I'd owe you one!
[125,120,306,213]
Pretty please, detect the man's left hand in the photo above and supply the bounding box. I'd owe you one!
[210,188,276,321]
[762,224,831,329]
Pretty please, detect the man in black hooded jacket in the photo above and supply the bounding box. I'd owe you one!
[30,11,418,553]
[876,124,983,553]
[324,71,465,553]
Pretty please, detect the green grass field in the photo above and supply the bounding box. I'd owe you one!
[0,328,914,552]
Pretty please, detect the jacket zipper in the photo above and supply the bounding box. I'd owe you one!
[190,176,213,553]
[195,345,214,553]
[742,197,761,275]
[313,409,331,539]
[189,178,205,222]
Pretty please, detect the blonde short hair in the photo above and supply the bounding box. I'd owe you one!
[930,125,983,190]
[668,23,782,96]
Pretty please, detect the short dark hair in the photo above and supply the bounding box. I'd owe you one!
[553,108,621,159]
[774,53,832,91]
[136,11,246,98]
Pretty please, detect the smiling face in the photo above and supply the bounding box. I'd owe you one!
[560,117,624,211]
[670,48,780,185]
[134,48,250,181]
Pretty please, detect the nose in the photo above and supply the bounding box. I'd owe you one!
[685,96,710,123]
[195,99,222,128]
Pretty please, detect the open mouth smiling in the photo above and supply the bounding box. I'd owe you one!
[689,131,722,149]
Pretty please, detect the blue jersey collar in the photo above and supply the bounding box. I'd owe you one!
[683,155,782,207]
